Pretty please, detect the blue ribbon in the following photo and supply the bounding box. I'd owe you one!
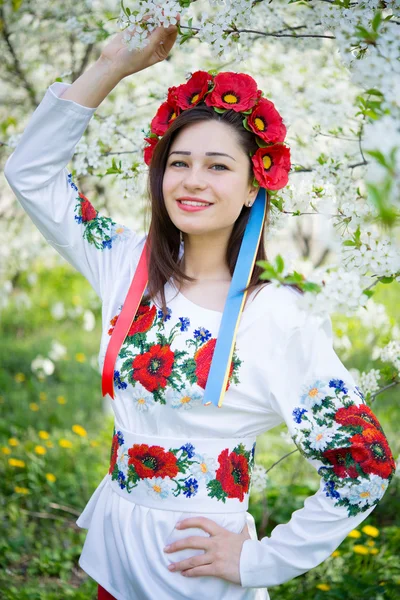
[202,187,267,407]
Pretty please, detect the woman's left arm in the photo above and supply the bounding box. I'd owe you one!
[239,309,397,588]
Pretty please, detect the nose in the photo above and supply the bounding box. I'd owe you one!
[182,166,208,191]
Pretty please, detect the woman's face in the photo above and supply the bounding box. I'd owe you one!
[162,120,259,238]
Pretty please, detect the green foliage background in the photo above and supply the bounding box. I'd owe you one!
[1,265,399,599]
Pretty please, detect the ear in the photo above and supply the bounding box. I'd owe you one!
[247,182,260,204]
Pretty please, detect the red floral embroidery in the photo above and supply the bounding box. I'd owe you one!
[349,427,396,479]
[132,343,175,392]
[251,144,291,190]
[79,192,97,222]
[194,338,234,390]
[215,448,251,502]
[322,446,362,479]
[109,432,119,475]
[108,304,157,337]
[247,97,287,144]
[127,444,179,479]
[335,404,383,433]
[205,71,261,112]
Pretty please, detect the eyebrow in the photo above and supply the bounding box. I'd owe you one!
[168,151,236,161]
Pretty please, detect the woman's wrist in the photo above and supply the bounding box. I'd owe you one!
[59,56,124,109]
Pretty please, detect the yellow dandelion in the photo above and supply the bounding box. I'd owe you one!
[369,548,379,555]
[72,424,87,437]
[59,438,73,449]
[2,446,11,455]
[366,540,375,547]
[0,395,4,403]
[34,445,46,455]
[72,295,81,305]
[15,372,26,383]
[75,352,86,363]
[14,486,30,494]
[29,402,40,412]
[39,392,47,402]
[347,529,361,539]
[57,395,67,405]
[8,458,26,468]
[90,440,99,448]
[353,545,369,555]
[45,440,54,448]
[331,550,340,557]
[46,473,57,483]
[316,584,331,591]
[8,438,19,446]
[362,525,379,538]
[39,430,50,440]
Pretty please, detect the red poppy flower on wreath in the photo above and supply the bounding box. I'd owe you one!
[247,97,287,144]
[150,100,180,137]
[334,404,384,434]
[349,427,396,479]
[194,338,234,390]
[132,343,175,392]
[109,432,119,475]
[322,446,361,479]
[79,193,97,222]
[215,448,250,501]
[143,136,159,166]
[205,71,261,112]
[170,70,214,110]
[251,143,291,190]
[128,444,179,479]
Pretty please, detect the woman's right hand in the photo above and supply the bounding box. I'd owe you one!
[100,13,180,79]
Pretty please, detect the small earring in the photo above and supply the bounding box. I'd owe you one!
[247,201,252,207]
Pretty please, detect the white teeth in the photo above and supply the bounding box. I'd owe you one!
[180,200,211,207]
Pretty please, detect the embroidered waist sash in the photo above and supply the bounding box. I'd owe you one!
[108,422,257,513]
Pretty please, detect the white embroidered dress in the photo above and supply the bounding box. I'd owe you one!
[4,82,396,600]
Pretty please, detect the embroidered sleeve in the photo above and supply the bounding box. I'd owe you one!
[4,82,144,301]
[239,310,396,588]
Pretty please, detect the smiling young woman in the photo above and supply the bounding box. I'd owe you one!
[4,16,396,600]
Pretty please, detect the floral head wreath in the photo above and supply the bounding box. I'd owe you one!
[143,70,291,192]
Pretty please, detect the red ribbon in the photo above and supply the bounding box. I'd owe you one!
[101,239,150,399]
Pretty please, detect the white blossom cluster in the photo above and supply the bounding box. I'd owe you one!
[64,16,98,45]
[250,463,269,495]
[340,227,400,278]
[379,340,400,373]
[358,368,382,396]
[297,267,369,317]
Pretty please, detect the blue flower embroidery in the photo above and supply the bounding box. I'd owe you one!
[323,479,340,500]
[183,478,199,498]
[157,307,172,322]
[179,317,190,332]
[118,471,126,490]
[67,172,78,191]
[114,370,128,390]
[102,239,112,249]
[329,378,348,394]
[292,407,307,423]
[180,443,195,458]
[194,327,212,342]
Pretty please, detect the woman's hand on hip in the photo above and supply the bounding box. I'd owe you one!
[163,516,252,585]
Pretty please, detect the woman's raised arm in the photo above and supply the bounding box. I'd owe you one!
[4,19,179,301]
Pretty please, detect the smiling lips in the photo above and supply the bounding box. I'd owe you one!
[177,198,213,212]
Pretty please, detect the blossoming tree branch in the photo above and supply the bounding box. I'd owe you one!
[0,0,399,494]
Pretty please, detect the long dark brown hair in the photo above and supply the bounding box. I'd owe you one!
[142,103,272,316]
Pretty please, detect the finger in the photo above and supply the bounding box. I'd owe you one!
[182,564,215,578]
[168,554,212,573]
[164,535,212,553]
[176,517,221,536]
